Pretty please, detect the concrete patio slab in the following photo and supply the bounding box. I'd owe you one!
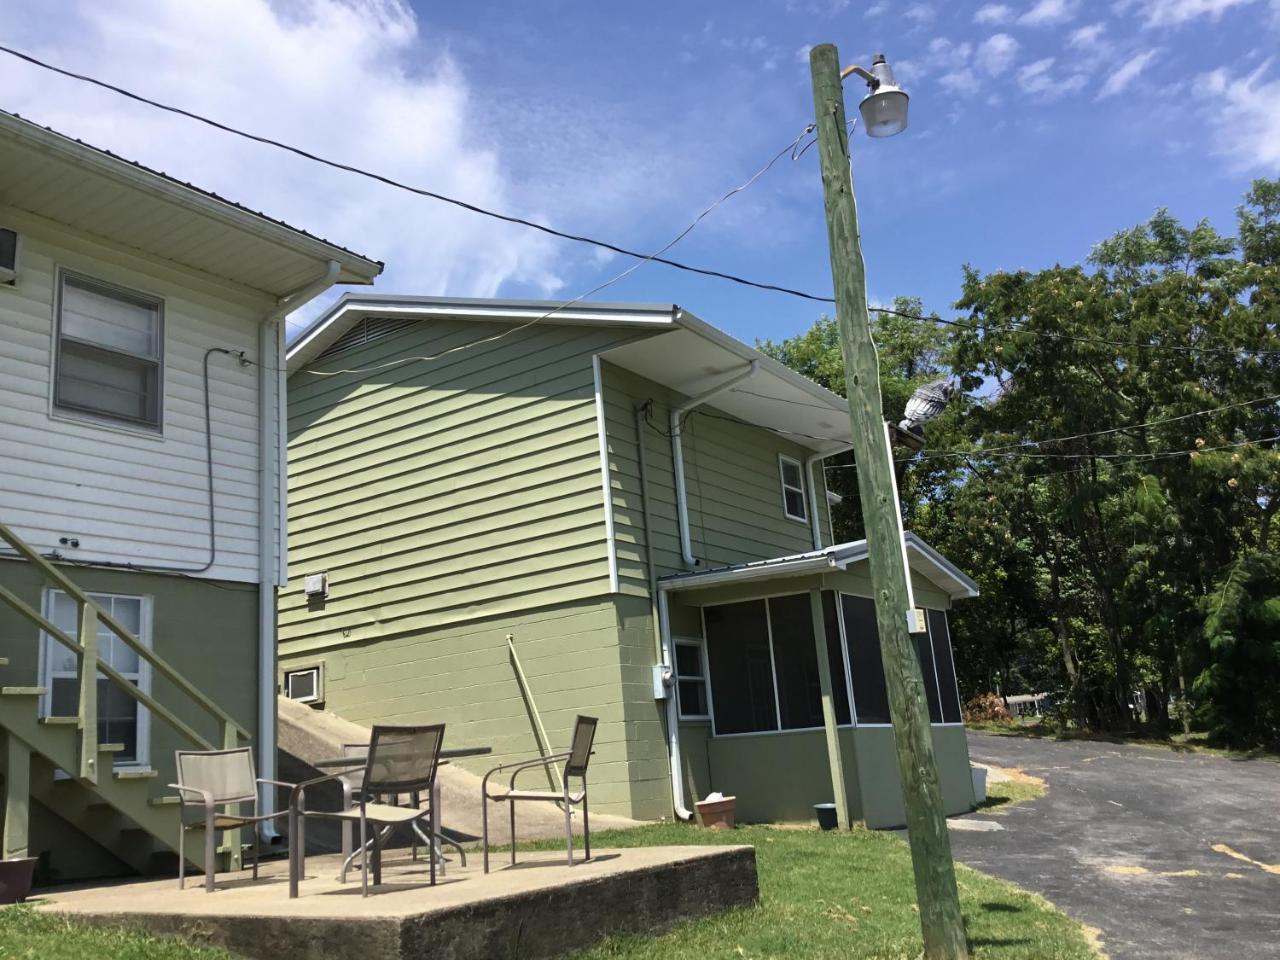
[32,845,758,960]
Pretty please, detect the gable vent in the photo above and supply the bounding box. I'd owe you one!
[318,316,418,360]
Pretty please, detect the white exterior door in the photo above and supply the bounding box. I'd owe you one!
[40,590,153,768]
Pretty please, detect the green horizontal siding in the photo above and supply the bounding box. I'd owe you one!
[281,317,638,653]
[600,361,833,596]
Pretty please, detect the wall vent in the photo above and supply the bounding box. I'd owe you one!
[317,316,417,360]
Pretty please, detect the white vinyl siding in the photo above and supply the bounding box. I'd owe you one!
[0,208,275,582]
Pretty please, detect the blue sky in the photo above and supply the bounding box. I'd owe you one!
[2,0,1278,345]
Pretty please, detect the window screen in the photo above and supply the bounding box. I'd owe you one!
[705,600,778,735]
[767,594,825,730]
[915,628,943,723]
[675,640,709,718]
[841,594,891,724]
[927,609,963,723]
[285,668,319,702]
[55,274,162,428]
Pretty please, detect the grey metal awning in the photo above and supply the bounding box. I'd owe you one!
[657,532,979,601]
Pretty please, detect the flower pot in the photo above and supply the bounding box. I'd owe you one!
[814,802,839,831]
[0,857,37,904]
[694,796,737,830]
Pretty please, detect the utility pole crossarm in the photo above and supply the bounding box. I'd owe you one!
[808,42,970,960]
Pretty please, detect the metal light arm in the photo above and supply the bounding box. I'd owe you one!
[840,64,878,86]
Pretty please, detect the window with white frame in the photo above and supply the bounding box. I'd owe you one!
[284,666,322,704]
[778,455,808,522]
[674,639,710,719]
[54,272,163,429]
[41,591,152,766]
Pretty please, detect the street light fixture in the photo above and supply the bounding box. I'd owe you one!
[840,54,909,138]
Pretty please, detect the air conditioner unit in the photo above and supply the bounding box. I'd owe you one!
[0,228,18,285]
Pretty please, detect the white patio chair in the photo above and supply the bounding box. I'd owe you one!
[169,747,294,893]
[481,715,598,873]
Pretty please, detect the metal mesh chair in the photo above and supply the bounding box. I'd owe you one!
[289,724,445,897]
[481,715,598,872]
[169,748,293,892]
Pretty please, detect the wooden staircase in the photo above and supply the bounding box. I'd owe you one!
[0,521,251,878]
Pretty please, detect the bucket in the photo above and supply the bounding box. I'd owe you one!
[814,802,839,831]
[694,796,737,830]
[0,857,37,904]
[971,766,988,804]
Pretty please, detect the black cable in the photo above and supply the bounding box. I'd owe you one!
[0,43,833,304]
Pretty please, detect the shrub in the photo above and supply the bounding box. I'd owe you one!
[964,692,1011,723]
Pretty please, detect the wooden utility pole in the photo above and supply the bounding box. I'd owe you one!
[809,42,969,960]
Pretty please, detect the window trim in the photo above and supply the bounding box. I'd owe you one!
[778,454,808,523]
[283,664,324,705]
[52,267,165,433]
[673,637,712,721]
[37,589,154,770]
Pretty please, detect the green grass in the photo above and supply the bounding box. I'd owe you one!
[528,823,1100,960]
[977,776,1047,814]
[968,717,1279,762]
[0,905,235,960]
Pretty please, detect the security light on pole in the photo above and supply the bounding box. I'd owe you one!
[808,43,969,959]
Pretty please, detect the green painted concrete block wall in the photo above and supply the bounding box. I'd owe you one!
[0,559,259,877]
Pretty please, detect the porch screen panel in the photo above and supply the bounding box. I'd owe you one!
[840,594,891,724]
[766,594,825,730]
[822,591,852,725]
[914,629,943,723]
[927,609,963,723]
[704,600,778,734]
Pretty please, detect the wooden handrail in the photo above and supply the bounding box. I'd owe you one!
[0,521,251,768]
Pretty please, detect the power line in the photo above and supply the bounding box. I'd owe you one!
[0,43,834,305]
[294,125,816,377]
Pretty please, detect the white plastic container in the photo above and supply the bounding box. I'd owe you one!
[971,766,988,804]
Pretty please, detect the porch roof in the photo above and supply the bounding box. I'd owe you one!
[656,532,980,601]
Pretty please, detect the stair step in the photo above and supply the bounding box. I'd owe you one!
[113,768,158,781]
[99,742,125,753]
[0,657,8,667]
[149,796,181,807]
[39,716,78,726]
[1,686,47,696]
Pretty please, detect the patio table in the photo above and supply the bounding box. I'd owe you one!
[308,746,493,882]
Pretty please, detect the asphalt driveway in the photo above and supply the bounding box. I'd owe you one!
[951,732,1279,960]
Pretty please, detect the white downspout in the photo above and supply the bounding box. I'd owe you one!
[806,443,854,549]
[256,259,341,838]
[657,587,693,821]
[671,360,759,568]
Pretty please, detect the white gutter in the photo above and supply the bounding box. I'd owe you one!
[671,361,759,568]
[256,259,340,838]
[804,444,854,550]
[657,589,693,821]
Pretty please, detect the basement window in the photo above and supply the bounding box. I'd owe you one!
[778,454,808,522]
[284,666,322,705]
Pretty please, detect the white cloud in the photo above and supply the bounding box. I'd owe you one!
[1097,48,1160,98]
[1017,56,1088,97]
[974,3,1014,23]
[864,1,890,16]
[1067,22,1108,48]
[939,69,979,95]
[1019,0,1080,25]
[977,33,1020,75]
[906,4,936,24]
[1137,0,1256,26]
[0,0,566,321]
[1195,59,1280,171]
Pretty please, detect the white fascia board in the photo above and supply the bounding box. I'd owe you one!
[287,296,677,373]
[0,113,382,284]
